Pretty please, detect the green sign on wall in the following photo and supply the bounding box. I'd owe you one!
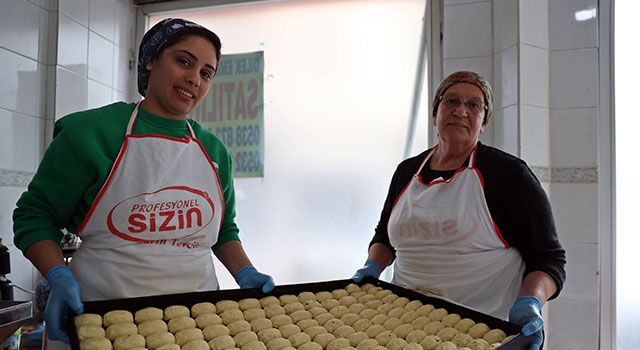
[191,51,264,178]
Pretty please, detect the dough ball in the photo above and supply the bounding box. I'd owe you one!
[388,307,406,319]
[331,289,349,300]
[196,313,223,328]
[238,298,261,311]
[339,296,357,307]
[340,313,360,326]
[406,329,427,343]
[364,300,383,310]
[411,317,431,329]
[138,319,168,337]
[208,335,236,350]
[329,306,349,319]
[450,332,473,347]
[79,337,112,350]
[313,332,336,348]
[308,307,328,318]
[374,330,395,346]
[298,291,317,303]
[296,319,319,331]
[270,315,293,328]
[326,337,351,350]
[227,320,252,336]
[382,317,403,331]
[393,323,415,338]
[315,291,334,303]
[260,296,280,308]
[321,299,340,311]
[297,342,322,350]
[435,327,457,342]
[288,332,311,347]
[464,339,489,350]
[278,324,301,338]
[203,324,230,341]
[234,331,259,347]
[303,325,327,339]
[415,305,435,318]
[251,318,273,333]
[106,323,138,341]
[244,309,266,322]
[440,314,461,328]
[376,303,394,315]
[113,334,145,350]
[168,316,196,333]
[323,319,345,333]
[75,313,103,328]
[404,342,423,350]
[364,324,385,338]
[427,308,448,322]
[467,323,490,339]
[370,314,389,326]
[352,318,372,332]
[221,310,245,325]
[145,332,175,350]
[242,341,267,350]
[356,339,379,350]
[357,294,376,304]
[313,312,334,326]
[400,310,418,324]
[344,283,361,294]
[391,297,410,308]
[433,341,456,350]
[358,309,378,321]
[502,335,516,344]
[374,290,393,300]
[266,338,291,350]
[347,331,368,347]
[489,344,502,349]
[419,335,442,350]
[257,328,281,343]
[347,303,366,315]
[404,300,423,312]
[264,305,286,318]
[175,328,204,347]
[182,339,210,350]
[454,318,475,333]
[279,294,299,305]
[302,300,323,310]
[163,306,189,321]
[216,300,240,313]
[191,302,216,317]
[77,325,106,341]
[385,337,408,350]
[482,329,506,344]
[156,344,180,350]
[333,325,356,338]
[104,310,134,327]
[290,310,312,323]
[424,321,444,335]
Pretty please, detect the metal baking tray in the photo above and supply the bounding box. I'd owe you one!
[68,277,529,349]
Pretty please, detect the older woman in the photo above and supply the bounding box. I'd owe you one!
[353,71,566,350]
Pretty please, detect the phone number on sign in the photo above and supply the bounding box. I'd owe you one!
[215,125,261,147]
[235,150,261,173]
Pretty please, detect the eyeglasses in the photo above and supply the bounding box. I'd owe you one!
[439,95,487,115]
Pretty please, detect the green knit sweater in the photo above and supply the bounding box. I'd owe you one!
[13,102,240,253]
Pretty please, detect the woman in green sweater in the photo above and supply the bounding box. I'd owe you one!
[13,18,274,347]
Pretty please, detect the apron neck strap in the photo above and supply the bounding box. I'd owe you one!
[417,144,478,174]
[127,101,196,138]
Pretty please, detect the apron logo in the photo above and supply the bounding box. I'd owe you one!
[394,217,478,245]
[107,186,215,242]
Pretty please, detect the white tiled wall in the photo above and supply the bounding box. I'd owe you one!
[441,0,603,348]
[0,0,137,301]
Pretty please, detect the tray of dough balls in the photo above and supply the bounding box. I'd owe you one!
[67,277,529,350]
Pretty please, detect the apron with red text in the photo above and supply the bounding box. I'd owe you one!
[388,146,525,319]
[69,103,224,301]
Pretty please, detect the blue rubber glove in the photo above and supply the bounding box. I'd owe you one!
[44,265,84,344]
[235,266,275,293]
[352,260,381,283]
[508,296,544,350]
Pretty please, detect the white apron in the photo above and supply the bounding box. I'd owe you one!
[69,103,224,300]
[388,146,525,319]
